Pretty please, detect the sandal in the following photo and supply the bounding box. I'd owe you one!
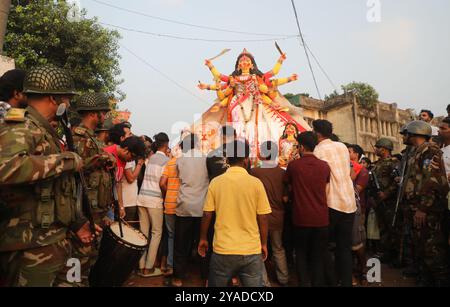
[138,268,163,277]
[170,278,183,287]
[164,268,173,277]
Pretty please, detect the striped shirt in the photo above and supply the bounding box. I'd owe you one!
[314,139,357,214]
[162,157,180,215]
[137,151,169,209]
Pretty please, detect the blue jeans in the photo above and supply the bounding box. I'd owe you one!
[165,214,176,268]
[208,253,264,287]
[106,208,114,220]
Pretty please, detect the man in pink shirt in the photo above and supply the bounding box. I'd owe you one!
[104,136,146,219]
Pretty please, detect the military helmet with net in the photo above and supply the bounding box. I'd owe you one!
[23,64,77,95]
[405,120,432,137]
[375,138,394,151]
[76,92,111,113]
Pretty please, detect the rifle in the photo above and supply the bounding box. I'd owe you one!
[56,104,98,249]
[392,146,413,227]
[369,171,382,193]
[368,169,386,207]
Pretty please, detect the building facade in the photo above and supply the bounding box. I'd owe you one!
[288,94,415,161]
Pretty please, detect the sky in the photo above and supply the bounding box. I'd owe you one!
[76,0,450,139]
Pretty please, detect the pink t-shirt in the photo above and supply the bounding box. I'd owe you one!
[103,144,125,182]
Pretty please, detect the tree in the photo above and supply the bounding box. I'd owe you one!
[341,82,379,109]
[5,0,124,100]
[324,90,340,101]
[325,82,379,109]
[284,93,295,100]
[0,0,11,53]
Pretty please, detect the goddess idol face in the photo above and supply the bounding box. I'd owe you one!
[238,55,253,71]
[285,124,297,137]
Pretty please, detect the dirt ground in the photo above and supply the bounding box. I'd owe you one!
[124,257,416,288]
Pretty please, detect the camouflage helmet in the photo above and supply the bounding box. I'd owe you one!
[95,117,114,132]
[76,92,111,113]
[23,64,77,95]
[375,138,394,151]
[405,120,432,137]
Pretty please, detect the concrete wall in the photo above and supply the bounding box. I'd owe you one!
[302,108,323,127]
[0,55,15,75]
[295,95,417,161]
[326,104,357,144]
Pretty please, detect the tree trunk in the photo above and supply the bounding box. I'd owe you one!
[0,0,11,54]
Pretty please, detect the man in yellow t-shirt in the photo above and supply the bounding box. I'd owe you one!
[198,140,272,287]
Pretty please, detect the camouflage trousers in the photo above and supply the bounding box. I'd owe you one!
[58,212,111,287]
[407,209,449,283]
[376,202,402,257]
[0,239,71,287]
[57,232,101,287]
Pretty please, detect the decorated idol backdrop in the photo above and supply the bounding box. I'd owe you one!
[191,48,311,165]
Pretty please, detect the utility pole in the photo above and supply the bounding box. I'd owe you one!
[0,0,11,54]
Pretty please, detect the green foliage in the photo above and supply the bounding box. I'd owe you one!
[341,82,379,109]
[324,90,340,101]
[285,93,310,100]
[284,93,295,100]
[5,0,124,100]
[325,82,379,109]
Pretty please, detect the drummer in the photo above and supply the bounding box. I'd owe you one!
[60,93,116,286]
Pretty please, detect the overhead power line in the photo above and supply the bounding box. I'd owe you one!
[100,22,299,43]
[290,0,322,100]
[91,0,297,37]
[120,44,209,106]
[304,42,338,92]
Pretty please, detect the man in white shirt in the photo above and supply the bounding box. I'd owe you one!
[312,119,357,287]
[122,159,144,228]
[438,118,450,247]
[420,109,439,137]
[439,118,450,183]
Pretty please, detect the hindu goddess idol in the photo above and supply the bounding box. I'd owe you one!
[278,122,300,168]
[197,48,309,164]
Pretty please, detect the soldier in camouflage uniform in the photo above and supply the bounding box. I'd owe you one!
[95,117,114,146]
[371,138,401,265]
[61,92,115,286]
[0,65,96,287]
[401,120,449,286]
[73,93,115,225]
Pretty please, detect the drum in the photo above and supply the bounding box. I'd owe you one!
[89,221,148,287]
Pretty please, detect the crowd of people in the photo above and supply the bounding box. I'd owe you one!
[0,65,449,287]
